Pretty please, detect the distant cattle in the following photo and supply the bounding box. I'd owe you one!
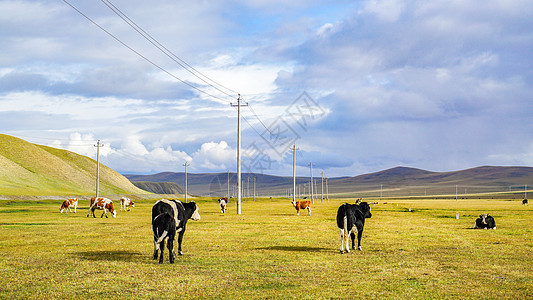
[152,199,200,259]
[337,202,372,253]
[60,198,78,213]
[473,214,496,229]
[87,197,117,218]
[523,199,528,206]
[292,200,311,216]
[152,212,177,264]
[120,197,135,211]
[218,197,228,213]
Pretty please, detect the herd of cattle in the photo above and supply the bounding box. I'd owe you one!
[57,195,527,263]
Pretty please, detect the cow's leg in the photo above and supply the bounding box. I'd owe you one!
[357,230,363,251]
[307,207,311,216]
[159,240,165,264]
[350,232,356,250]
[177,231,185,256]
[153,239,160,260]
[296,208,300,216]
[167,237,175,264]
[73,205,77,213]
[339,228,345,254]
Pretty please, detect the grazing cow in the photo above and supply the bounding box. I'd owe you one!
[473,214,496,229]
[120,197,135,211]
[60,198,78,213]
[218,197,228,213]
[292,200,311,216]
[337,202,372,253]
[523,199,528,206]
[152,199,200,258]
[87,197,117,218]
[152,212,176,264]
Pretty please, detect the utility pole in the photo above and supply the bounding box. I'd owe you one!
[292,144,297,204]
[183,162,189,202]
[247,176,250,199]
[326,177,329,201]
[321,171,324,203]
[526,184,528,199]
[309,162,314,204]
[227,171,230,199]
[94,140,104,198]
[380,184,383,200]
[253,175,256,201]
[231,94,247,214]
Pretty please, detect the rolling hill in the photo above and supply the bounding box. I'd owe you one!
[125,166,533,198]
[0,134,148,196]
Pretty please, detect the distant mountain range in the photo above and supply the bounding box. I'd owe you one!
[125,166,533,198]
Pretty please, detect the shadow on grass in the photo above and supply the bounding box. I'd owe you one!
[75,250,146,262]
[256,246,330,252]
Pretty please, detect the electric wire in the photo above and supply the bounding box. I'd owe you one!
[62,0,231,104]
[100,0,238,99]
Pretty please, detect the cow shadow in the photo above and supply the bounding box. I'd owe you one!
[75,250,145,262]
[256,246,330,252]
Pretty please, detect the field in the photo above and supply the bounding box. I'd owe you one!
[0,197,531,299]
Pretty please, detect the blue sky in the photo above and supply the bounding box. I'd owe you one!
[1,0,532,177]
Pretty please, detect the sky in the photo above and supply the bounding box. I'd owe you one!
[1,0,532,178]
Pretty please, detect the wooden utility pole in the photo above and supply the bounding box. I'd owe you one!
[292,144,297,204]
[309,162,314,204]
[183,162,189,202]
[94,140,104,198]
[231,94,247,214]
[227,171,230,199]
[321,171,324,203]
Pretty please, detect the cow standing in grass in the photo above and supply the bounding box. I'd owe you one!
[292,200,311,216]
[152,212,176,264]
[218,197,228,213]
[523,199,528,206]
[152,199,200,260]
[87,197,117,218]
[60,198,78,213]
[120,197,135,211]
[337,202,372,253]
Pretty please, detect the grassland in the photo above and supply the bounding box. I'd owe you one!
[0,197,531,299]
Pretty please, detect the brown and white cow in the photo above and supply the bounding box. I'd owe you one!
[87,197,117,218]
[292,200,311,216]
[120,197,135,211]
[60,198,78,213]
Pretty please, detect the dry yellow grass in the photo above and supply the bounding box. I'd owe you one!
[0,197,531,299]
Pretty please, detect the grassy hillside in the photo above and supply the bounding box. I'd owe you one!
[0,134,148,196]
[132,181,185,194]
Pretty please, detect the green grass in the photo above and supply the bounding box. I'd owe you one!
[0,197,531,299]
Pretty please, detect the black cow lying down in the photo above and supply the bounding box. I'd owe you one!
[473,214,496,229]
[337,201,372,253]
[152,199,200,263]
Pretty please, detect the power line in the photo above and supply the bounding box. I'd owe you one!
[100,0,238,99]
[62,0,231,103]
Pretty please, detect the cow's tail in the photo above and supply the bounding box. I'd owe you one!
[343,215,348,236]
[155,229,169,244]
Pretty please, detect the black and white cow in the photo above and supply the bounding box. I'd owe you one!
[218,197,228,213]
[336,201,372,253]
[151,199,200,260]
[523,199,528,206]
[473,214,496,229]
[152,212,177,264]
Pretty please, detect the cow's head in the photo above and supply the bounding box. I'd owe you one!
[190,201,201,221]
[359,202,372,218]
[291,200,296,207]
[479,214,488,224]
